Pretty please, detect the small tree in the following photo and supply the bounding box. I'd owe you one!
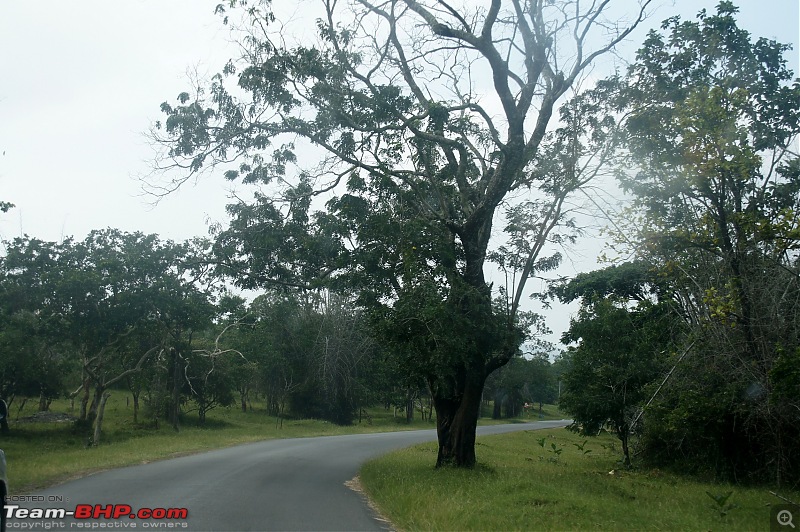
[557,263,677,466]
[184,351,237,425]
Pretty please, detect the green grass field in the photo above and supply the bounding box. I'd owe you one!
[360,428,799,531]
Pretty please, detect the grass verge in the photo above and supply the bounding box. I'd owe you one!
[360,428,800,531]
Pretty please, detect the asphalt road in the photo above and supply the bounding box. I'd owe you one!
[9,420,569,531]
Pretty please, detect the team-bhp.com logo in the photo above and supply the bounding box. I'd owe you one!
[6,504,188,528]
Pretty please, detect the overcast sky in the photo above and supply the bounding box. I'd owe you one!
[1,0,797,345]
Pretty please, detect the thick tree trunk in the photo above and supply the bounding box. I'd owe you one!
[432,377,485,468]
[432,221,510,467]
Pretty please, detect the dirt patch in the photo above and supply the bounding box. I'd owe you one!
[16,412,78,424]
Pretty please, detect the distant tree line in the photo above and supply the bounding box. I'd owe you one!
[484,354,561,420]
[0,230,559,444]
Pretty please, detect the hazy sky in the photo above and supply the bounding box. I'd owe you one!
[1,1,797,344]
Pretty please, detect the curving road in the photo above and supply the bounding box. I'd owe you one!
[9,420,569,531]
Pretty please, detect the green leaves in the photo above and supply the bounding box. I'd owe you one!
[623,2,799,185]
[557,277,676,466]
[770,346,800,404]
[706,491,739,519]
[573,440,592,455]
[612,3,800,483]
[555,262,656,305]
[0,230,222,425]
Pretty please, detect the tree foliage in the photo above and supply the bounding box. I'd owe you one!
[0,227,392,436]
[152,0,651,467]
[0,231,218,442]
[232,291,380,425]
[557,263,678,466]
[484,354,556,419]
[612,2,800,483]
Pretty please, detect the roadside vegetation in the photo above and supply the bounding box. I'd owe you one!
[361,428,800,531]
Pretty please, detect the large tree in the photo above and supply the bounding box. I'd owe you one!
[153,0,651,466]
[614,2,800,482]
[0,239,72,412]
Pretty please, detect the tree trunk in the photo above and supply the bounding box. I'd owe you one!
[169,348,181,432]
[405,387,414,424]
[506,399,521,419]
[87,386,104,425]
[492,393,502,419]
[240,388,248,413]
[132,392,140,424]
[428,226,507,467]
[38,392,50,412]
[14,397,25,420]
[79,376,90,421]
[92,392,111,446]
[432,378,485,468]
[0,399,8,434]
[619,424,631,467]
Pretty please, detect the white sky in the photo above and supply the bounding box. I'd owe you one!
[1,0,798,345]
